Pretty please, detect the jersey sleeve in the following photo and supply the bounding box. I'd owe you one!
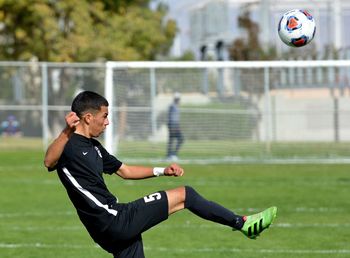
[53,141,73,172]
[47,165,57,172]
[98,143,122,175]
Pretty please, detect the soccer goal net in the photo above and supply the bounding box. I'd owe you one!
[104,60,350,164]
[2,60,350,164]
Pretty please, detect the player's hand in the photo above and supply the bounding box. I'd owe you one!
[65,112,80,132]
[164,163,184,177]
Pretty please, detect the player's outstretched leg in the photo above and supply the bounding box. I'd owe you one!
[239,206,277,239]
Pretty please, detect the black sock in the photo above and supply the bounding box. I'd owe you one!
[184,186,244,230]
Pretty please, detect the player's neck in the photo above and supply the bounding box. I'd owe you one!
[74,125,92,138]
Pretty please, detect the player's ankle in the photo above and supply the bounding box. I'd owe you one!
[232,216,245,230]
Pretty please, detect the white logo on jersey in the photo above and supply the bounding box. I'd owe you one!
[94,146,102,158]
[82,152,88,155]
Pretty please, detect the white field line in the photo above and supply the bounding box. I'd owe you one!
[158,222,350,229]
[0,211,75,218]
[144,247,350,255]
[1,178,347,188]
[4,222,350,232]
[0,243,97,249]
[122,157,350,165]
[0,242,349,255]
[0,206,345,219]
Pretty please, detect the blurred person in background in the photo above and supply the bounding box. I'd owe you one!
[1,115,22,137]
[167,92,184,161]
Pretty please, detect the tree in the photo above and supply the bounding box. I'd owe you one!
[92,0,150,13]
[228,6,276,61]
[0,0,177,138]
[0,0,177,61]
[227,6,276,139]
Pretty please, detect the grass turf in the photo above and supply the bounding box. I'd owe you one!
[0,150,349,258]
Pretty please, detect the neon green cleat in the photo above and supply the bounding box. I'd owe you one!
[240,206,277,239]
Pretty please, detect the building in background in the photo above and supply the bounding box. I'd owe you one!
[164,0,350,60]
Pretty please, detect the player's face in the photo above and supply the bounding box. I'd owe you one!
[89,106,109,137]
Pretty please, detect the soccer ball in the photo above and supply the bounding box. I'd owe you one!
[278,9,316,47]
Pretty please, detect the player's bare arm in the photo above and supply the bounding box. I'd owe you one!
[116,163,184,179]
[44,112,80,169]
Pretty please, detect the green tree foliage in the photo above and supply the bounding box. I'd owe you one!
[228,7,277,102]
[93,0,150,13]
[0,0,177,61]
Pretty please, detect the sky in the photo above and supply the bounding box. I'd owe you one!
[151,0,204,55]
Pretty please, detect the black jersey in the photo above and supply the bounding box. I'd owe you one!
[56,133,122,233]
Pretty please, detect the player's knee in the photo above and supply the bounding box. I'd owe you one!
[184,185,199,208]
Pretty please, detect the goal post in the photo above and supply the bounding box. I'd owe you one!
[103,60,350,164]
[104,61,116,154]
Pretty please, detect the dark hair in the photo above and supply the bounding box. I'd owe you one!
[71,91,109,117]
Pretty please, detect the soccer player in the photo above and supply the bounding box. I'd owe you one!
[44,91,277,258]
[1,115,22,137]
[166,92,184,161]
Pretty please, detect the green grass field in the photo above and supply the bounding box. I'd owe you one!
[1,149,350,258]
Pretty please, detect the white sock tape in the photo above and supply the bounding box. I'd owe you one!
[153,167,165,176]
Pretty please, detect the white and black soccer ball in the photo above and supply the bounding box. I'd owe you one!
[278,9,316,47]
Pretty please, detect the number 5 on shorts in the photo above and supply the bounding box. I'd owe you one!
[144,192,161,203]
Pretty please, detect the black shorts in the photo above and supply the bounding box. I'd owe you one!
[94,191,169,257]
